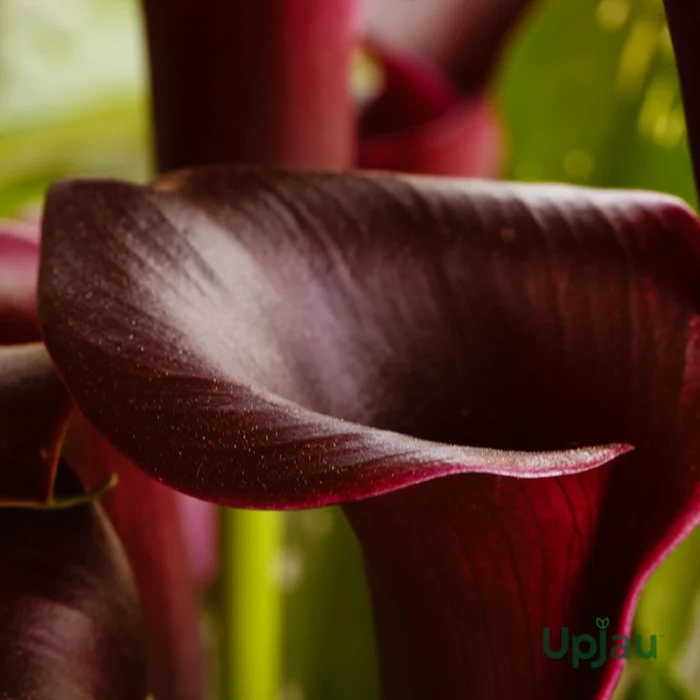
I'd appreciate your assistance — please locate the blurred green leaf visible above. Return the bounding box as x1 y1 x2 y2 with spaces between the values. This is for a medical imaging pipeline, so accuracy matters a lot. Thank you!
0 0 147 216
284 510 380 700
0 0 144 129
616 661 695 700
0 94 148 216
498 0 695 206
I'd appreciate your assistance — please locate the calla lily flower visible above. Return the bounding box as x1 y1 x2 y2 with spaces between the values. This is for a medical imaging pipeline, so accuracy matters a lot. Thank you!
134 0 533 611
5 0 700 697
36 163 700 699
0 343 147 699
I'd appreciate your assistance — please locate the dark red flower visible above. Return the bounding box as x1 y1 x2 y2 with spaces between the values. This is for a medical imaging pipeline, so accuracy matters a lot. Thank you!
38 165 700 698
0 343 147 699
7 0 700 697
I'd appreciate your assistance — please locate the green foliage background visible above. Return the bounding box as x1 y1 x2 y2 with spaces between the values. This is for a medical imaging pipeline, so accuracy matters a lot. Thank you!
2 0 700 698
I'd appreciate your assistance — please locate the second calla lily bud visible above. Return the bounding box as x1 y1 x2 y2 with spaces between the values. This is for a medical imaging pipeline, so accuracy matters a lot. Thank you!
0 343 148 699
0 465 149 700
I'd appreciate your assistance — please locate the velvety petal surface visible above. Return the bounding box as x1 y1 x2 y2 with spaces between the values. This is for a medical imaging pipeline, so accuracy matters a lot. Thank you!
358 43 503 176
37 167 700 697
0 465 148 700
135 1 361 692
0 223 40 343
38 169 628 509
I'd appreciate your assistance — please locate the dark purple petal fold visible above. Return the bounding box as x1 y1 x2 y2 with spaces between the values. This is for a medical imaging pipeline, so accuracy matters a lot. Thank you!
39 168 628 510
36 166 700 697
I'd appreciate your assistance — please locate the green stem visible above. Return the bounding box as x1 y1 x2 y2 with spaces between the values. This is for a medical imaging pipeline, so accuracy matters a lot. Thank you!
220 508 284 700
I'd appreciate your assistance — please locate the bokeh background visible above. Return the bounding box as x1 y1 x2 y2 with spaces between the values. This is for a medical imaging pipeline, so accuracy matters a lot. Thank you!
1 0 698 698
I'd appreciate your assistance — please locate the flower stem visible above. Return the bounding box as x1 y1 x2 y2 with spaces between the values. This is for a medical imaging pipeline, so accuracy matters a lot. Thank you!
220 508 283 700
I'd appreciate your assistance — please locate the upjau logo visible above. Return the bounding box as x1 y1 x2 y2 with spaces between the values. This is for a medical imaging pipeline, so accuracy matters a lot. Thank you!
542 618 660 668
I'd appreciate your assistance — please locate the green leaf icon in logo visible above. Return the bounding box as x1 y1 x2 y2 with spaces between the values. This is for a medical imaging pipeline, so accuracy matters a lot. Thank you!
596 617 610 630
